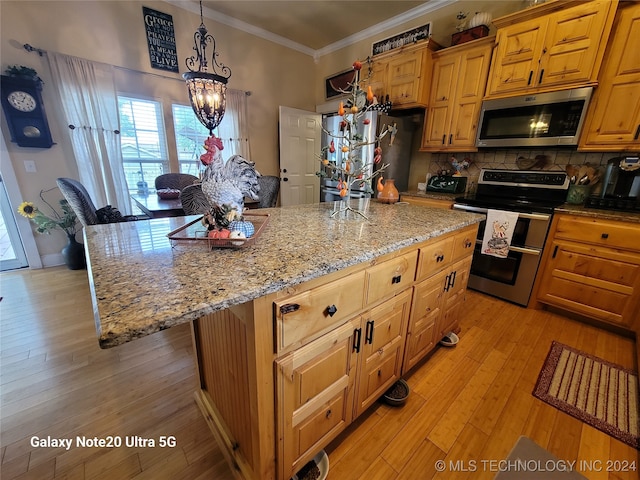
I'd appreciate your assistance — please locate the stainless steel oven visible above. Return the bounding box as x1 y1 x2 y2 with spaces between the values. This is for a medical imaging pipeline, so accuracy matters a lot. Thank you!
453 169 569 306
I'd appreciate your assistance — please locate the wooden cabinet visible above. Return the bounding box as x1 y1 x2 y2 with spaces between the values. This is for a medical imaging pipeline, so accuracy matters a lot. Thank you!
535 214 640 330
361 39 441 109
486 0 617 97
192 223 478 480
403 226 476 373
579 2 640 151
276 319 358 478
420 37 494 152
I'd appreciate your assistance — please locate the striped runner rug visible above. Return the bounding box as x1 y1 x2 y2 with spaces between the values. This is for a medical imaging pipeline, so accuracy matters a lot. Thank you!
533 341 639 450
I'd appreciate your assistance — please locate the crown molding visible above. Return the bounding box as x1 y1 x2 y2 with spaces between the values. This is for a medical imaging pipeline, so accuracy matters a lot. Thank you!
167 0 458 60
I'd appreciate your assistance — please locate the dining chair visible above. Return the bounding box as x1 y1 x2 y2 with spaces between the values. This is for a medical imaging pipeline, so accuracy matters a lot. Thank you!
154 173 199 191
179 183 210 215
56 178 138 226
256 175 280 208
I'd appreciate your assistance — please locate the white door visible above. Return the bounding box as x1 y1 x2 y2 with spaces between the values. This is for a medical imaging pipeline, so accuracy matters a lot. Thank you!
278 106 321 206
0 173 28 271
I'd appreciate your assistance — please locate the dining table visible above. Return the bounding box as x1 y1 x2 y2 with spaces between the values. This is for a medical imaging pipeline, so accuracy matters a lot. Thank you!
131 192 261 219
130 193 185 218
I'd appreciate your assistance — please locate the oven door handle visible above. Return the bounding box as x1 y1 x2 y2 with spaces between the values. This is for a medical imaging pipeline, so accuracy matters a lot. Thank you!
453 204 550 222
473 239 541 256
508 245 541 256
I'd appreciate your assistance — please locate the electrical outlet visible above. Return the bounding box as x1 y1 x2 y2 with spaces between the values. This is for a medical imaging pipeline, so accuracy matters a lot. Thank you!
24 160 37 173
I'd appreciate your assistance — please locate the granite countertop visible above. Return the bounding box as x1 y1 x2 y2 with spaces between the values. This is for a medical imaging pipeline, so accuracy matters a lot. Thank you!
554 203 640 223
85 200 483 348
400 190 460 201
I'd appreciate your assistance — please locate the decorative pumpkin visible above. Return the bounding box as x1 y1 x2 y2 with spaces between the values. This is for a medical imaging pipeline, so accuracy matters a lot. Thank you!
468 12 492 28
228 219 255 238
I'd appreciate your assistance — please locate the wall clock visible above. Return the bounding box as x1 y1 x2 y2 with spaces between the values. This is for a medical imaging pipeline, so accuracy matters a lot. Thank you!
0 75 54 148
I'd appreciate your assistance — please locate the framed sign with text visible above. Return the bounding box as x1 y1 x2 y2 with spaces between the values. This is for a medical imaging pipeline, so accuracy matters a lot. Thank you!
372 23 432 56
142 6 179 73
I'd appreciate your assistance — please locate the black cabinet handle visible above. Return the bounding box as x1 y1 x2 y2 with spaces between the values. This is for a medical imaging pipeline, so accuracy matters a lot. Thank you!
280 303 300 314
442 134 446 145
464 240 473 248
326 304 338 317
449 270 457 289
634 124 640 140
353 328 362 353
391 275 402 284
528 71 533 85
601 233 609 239
365 320 374 344
326 409 332 419
539 69 545 84
444 273 451 292
449 134 453 145
436 254 445 262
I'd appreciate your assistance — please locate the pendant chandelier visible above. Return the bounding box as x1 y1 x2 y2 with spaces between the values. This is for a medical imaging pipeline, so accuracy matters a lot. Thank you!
183 0 232 135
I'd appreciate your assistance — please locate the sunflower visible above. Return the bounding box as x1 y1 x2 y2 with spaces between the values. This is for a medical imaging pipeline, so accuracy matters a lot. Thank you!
18 201 37 219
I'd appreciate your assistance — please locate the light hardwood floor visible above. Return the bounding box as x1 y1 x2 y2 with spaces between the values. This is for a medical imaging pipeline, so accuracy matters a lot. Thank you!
0 267 637 480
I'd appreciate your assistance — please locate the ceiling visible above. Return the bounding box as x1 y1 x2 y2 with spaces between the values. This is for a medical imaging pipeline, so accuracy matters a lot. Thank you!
183 1 456 55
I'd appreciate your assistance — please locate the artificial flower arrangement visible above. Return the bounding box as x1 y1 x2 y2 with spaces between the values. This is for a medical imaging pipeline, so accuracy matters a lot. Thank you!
18 188 78 236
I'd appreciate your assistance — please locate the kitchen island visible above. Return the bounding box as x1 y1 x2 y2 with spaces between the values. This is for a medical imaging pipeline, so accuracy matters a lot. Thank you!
84 200 482 480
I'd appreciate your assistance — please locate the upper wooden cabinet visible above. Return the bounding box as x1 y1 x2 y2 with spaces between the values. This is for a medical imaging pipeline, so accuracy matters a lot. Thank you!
420 37 494 152
362 39 442 109
486 0 618 97
579 1 640 151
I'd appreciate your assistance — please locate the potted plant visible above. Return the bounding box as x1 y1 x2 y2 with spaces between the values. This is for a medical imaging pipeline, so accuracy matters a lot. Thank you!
17 188 84 269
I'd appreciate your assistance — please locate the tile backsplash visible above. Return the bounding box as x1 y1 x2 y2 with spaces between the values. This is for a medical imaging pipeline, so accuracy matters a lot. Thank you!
428 149 636 194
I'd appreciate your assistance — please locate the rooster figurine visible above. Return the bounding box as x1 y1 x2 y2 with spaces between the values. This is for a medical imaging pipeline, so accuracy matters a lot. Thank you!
199 135 260 217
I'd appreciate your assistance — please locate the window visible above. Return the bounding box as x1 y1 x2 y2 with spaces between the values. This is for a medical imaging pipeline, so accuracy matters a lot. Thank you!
118 97 168 193
172 104 210 176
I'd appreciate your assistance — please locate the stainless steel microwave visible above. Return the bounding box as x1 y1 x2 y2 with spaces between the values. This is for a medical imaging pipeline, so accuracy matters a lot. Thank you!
476 87 593 148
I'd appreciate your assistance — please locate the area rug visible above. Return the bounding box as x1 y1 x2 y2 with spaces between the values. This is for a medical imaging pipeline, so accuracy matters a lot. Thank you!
494 436 587 480
533 341 639 449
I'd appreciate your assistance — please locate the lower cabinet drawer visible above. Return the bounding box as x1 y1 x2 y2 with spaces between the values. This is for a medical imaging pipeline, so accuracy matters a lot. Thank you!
365 250 418 305
275 271 365 352
555 216 640 251
417 237 454 280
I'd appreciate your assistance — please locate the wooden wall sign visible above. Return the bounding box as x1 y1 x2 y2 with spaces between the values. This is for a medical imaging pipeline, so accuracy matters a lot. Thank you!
372 23 432 56
142 6 179 73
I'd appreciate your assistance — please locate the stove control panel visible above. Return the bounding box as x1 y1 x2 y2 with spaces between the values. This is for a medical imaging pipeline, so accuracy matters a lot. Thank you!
480 169 568 187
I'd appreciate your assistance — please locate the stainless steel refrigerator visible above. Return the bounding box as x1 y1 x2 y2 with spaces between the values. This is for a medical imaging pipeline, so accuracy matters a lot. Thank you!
320 111 414 202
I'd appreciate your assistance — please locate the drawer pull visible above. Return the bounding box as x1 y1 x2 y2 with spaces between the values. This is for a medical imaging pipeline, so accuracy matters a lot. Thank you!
391 275 402 284
326 304 338 317
326 409 332 419
353 328 362 353
601 233 609 239
464 240 472 248
365 320 374 344
280 303 300 315
436 254 445 262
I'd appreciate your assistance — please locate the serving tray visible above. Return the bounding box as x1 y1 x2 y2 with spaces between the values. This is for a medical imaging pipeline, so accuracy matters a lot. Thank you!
167 212 270 249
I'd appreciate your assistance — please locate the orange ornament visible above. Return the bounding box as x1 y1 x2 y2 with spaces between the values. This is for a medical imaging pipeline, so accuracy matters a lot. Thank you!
340 188 348 197
367 86 374 102
338 101 345 116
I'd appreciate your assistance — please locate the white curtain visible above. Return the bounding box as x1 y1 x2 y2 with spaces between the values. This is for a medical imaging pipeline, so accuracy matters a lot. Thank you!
217 89 251 160
46 52 132 214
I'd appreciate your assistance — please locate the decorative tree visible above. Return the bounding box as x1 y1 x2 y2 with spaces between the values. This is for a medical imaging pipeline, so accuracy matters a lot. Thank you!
318 60 394 218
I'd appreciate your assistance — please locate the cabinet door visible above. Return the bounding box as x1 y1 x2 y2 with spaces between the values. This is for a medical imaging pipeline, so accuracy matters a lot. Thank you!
579 3 640 151
449 43 493 149
363 58 389 103
403 272 445 373
276 319 358 479
388 50 425 106
438 257 472 340
539 0 613 88
354 289 411 416
422 54 458 149
537 241 640 329
486 17 547 96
